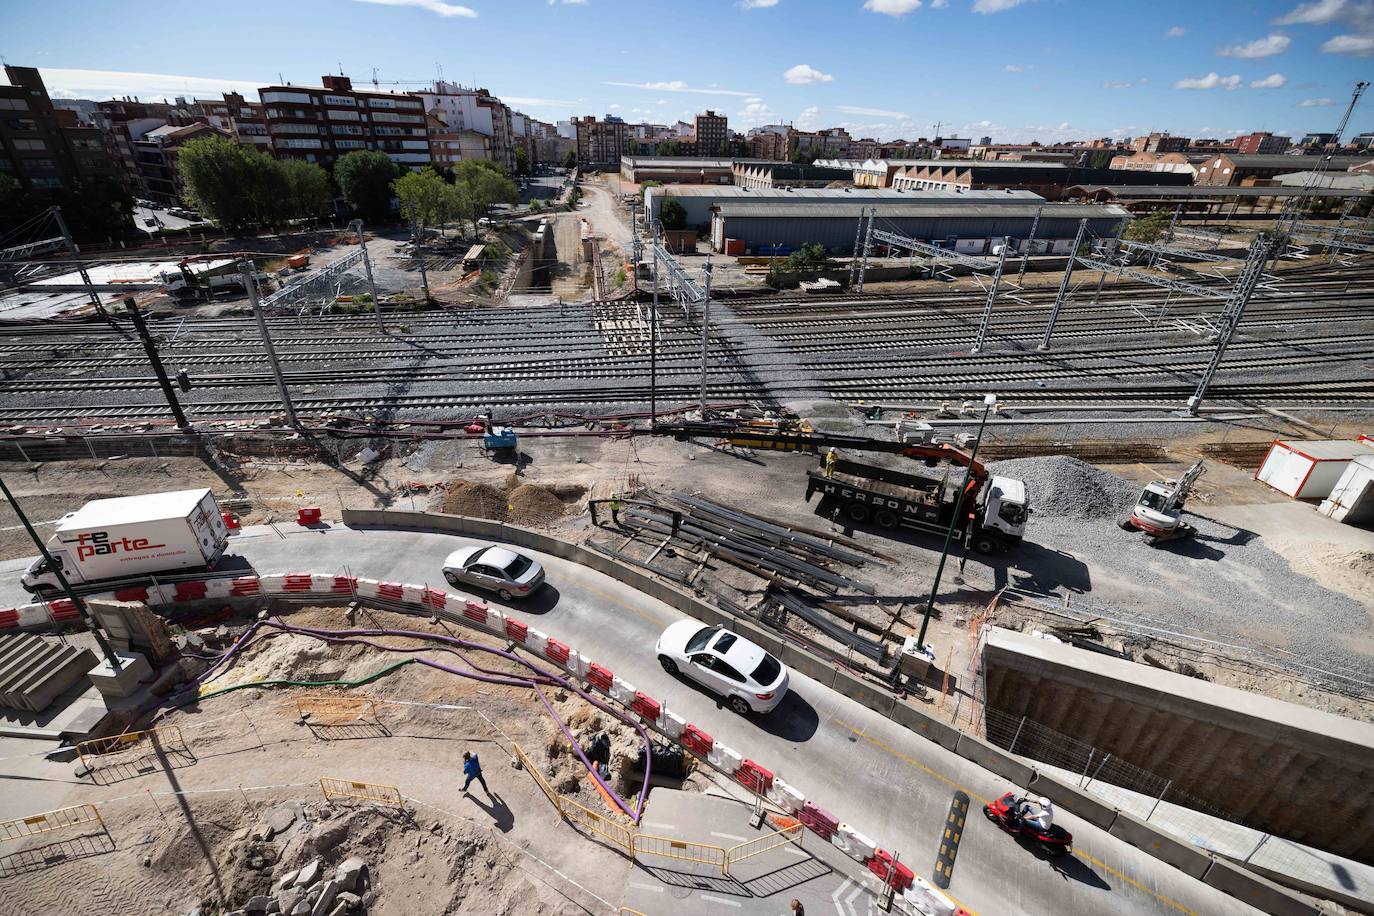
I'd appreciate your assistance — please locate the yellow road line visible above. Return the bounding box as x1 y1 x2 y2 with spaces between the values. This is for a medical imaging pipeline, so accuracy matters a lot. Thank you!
832 718 1198 916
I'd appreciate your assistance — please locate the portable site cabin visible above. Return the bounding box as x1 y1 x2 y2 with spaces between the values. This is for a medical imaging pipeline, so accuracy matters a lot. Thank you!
1255 437 1374 500
1318 456 1374 526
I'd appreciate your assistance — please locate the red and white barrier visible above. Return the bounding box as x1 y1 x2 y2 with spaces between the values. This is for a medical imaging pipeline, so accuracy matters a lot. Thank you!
834 823 878 860
708 742 744 774
905 876 959 916
609 675 636 706
660 710 686 740
767 777 805 814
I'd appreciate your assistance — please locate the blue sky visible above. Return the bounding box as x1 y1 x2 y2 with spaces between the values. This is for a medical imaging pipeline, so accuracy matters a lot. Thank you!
1 0 1369 143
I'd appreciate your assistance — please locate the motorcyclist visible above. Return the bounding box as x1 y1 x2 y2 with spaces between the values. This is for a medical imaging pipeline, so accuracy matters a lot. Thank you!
1015 796 1054 834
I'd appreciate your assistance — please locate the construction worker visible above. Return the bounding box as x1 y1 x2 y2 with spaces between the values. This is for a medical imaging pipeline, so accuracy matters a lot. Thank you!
823 448 837 478
462 751 489 796
609 495 621 525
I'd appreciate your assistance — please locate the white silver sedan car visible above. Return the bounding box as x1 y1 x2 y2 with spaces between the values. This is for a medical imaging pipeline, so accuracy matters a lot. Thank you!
655 621 790 715
442 544 545 601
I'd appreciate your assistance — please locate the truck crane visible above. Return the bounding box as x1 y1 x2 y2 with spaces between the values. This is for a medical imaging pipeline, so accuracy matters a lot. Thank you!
1120 460 1206 545
655 420 1031 552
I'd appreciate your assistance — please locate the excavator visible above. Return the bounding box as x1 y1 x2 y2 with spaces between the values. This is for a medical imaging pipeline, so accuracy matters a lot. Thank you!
1120 460 1206 545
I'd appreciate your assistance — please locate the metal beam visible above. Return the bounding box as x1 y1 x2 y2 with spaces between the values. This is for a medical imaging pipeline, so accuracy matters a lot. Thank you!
970 239 1009 355
1187 236 1274 415
1110 238 1242 263
871 229 998 270
0 236 65 261
259 249 365 309
1072 255 1225 299
1038 219 1087 351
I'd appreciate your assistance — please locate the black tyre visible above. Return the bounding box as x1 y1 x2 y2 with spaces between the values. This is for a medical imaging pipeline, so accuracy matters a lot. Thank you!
659 656 678 675
874 509 899 530
498 588 513 601
845 502 870 523
1118 519 1136 531
444 571 459 586
973 534 998 554
729 696 752 716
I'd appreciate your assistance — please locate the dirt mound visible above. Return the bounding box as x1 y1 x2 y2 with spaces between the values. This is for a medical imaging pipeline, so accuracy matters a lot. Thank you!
441 481 508 520
507 484 566 526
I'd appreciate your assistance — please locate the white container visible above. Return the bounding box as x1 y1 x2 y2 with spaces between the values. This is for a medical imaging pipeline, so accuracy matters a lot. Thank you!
1256 438 1374 500
1319 455 1374 525
22 489 227 593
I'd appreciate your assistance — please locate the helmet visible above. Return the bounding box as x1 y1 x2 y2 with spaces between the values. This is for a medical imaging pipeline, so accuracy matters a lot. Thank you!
1037 797 1051 808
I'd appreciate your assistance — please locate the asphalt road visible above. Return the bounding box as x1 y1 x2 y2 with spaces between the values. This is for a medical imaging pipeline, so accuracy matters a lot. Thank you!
0 524 1255 915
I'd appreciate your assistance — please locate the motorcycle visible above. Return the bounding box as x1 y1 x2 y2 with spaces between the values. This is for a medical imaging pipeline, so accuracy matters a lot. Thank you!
984 792 1073 856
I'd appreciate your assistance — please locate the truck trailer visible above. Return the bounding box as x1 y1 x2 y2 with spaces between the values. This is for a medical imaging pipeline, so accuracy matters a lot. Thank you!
21 489 229 595
806 457 1029 552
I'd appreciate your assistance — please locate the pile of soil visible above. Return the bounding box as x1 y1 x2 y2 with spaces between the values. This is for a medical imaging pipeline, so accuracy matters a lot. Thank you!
441 482 509 520
507 484 566 527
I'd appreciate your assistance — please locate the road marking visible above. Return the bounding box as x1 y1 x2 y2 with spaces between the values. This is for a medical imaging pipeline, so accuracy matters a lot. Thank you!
833 718 1198 916
698 893 742 908
710 831 748 842
642 821 676 831
574 578 659 625
629 882 664 893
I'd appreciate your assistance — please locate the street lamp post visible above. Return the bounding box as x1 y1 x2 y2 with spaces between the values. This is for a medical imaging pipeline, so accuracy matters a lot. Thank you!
915 394 997 652
0 472 121 669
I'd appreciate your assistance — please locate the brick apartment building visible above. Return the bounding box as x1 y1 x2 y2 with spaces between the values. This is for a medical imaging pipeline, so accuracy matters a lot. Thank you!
258 75 430 170
1231 131 1292 155
415 82 515 173
199 92 271 153
0 65 120 196
426 113 493 169
693 110 728 158
133 122 229 205
575 115 627 164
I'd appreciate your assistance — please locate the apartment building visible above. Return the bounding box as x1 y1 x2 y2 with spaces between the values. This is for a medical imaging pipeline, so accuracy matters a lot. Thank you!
794 127 852 159
1 65 120 195
426 113 493 168
198 92 270 152
415 82 515 173
259 75 430 170
693 110 728 158
133 122 229 205
1131 132 1190 154
575 115 627 165
1231 131 1292 155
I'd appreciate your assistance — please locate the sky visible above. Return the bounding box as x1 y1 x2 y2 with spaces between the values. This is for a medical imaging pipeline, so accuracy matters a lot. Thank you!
1 0 1370 144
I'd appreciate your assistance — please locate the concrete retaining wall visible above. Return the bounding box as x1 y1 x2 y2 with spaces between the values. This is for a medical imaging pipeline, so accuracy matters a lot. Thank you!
339 508 1324 916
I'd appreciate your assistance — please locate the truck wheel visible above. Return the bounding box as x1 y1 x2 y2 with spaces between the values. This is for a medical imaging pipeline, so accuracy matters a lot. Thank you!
845 503 870 523
874 509 899 530
973 534 998 554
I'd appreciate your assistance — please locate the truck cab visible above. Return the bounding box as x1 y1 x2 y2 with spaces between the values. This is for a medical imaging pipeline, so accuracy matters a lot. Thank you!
21 551 80 594
977 475 1030 552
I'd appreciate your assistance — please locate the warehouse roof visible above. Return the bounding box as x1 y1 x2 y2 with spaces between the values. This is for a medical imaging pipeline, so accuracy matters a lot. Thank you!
649 186 1044 201
1223 154 1368 169
1069 184 1372 198
712 202 1127 219
622 156 735 168
906 160 1071 170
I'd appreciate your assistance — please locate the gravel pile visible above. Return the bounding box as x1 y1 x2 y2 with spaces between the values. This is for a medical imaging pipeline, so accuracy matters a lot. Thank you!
986 455 1374 685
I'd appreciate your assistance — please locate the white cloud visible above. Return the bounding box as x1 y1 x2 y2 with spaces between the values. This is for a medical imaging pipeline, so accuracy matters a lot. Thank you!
1298 96 1335 106
837 104 909 118
1274 0 1349 24
1218 33 1292 57
1003 64 1028 72
796 105 820 129
1165 25 1186 37
741 0 779 6
608 103 621 109
605 80 753 96
1056 121 1071 130
1174 72 1243 90
1322 33 1374 53
737 100 777 125
863 0 923 16
1250 72 1288 88
931 0 949 6
973 0 1029 12
505 95 580 107
1103 80 1134 89
353 0 476 16
31 67 270 102
548 0 587 4
783 64 834 85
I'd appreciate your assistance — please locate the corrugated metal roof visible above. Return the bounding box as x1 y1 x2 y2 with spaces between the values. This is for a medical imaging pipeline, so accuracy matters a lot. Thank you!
909 160 1070 170
1070 184 1372 198
713 202 1127 218
1226 154 1368 168
622 156 735 168
1274 439 1374 461
652 186 1043 200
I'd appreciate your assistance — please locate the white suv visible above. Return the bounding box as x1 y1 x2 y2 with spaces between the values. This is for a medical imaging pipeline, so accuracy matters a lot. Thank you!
655 622 789 715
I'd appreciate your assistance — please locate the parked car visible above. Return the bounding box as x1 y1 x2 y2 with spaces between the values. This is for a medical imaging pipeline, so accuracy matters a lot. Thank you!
655 622 789 714
441 543 545 601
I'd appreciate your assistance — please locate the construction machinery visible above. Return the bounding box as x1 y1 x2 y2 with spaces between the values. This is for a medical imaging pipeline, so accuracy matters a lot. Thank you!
1120 460 1206 545
655 420 1031 552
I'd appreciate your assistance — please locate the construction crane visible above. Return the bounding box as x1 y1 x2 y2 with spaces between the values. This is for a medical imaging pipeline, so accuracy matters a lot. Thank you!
1280 81 1368 230
1120 460 1206 545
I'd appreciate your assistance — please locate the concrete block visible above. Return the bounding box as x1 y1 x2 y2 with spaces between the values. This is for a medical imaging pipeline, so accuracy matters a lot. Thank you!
266 805 296 836
86 650 152 699
334 856 367 894
1202 855 1320 916
310 879 339 916
888 702 963 752
1031 771 1118 831
1107 810 1212 879
953 734 1036 788
294 858 321 888
12 645 98 711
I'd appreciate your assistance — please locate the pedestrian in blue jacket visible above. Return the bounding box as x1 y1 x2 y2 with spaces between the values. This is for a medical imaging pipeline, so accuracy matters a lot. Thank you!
462 751 489 795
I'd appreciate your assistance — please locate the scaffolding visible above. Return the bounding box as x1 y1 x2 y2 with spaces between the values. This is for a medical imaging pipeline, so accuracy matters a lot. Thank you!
259 249 366 314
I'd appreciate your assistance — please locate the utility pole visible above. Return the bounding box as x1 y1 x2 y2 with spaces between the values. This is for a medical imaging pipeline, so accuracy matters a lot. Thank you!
970 238 1009 355
698 259 713 418
916 395 996 652
856 207 875 292
849 208 866 288
1038 219 1088 351
1186 236 1272 415
350 219 385 333
123 297 191 431
52 206 108 320
0 471 121 670
241 260 298 427
411 218 431 302
650 225 660 426
1016 206 1042 284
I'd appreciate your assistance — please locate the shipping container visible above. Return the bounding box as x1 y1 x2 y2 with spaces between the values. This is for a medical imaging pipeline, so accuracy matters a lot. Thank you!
1255 438 1374 500
1318 456 1374 526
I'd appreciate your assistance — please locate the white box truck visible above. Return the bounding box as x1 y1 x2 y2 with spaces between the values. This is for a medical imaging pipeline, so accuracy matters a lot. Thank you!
20 489 229 595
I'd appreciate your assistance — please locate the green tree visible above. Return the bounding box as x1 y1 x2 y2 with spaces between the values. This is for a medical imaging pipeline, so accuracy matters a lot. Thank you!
456 159 518 223
1123 210 1171 244
178 134 261 231
655 139 680 157
563 150 577 169
659 197 687 230
393 168 452 230
780 243 830 273
336 150 399 224
280 159 332 222
515 147 530 176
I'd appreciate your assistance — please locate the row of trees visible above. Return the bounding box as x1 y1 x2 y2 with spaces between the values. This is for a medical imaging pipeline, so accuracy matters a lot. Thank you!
392 159 518 235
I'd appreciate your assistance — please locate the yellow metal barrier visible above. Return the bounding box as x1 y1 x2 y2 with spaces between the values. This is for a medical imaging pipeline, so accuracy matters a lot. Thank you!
633 832 727 871
0 804 104 843
559 796 635 856
514 744 562 817
296 695 379 726
76 726 187 769
724 823 803 874
318 776 405 808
